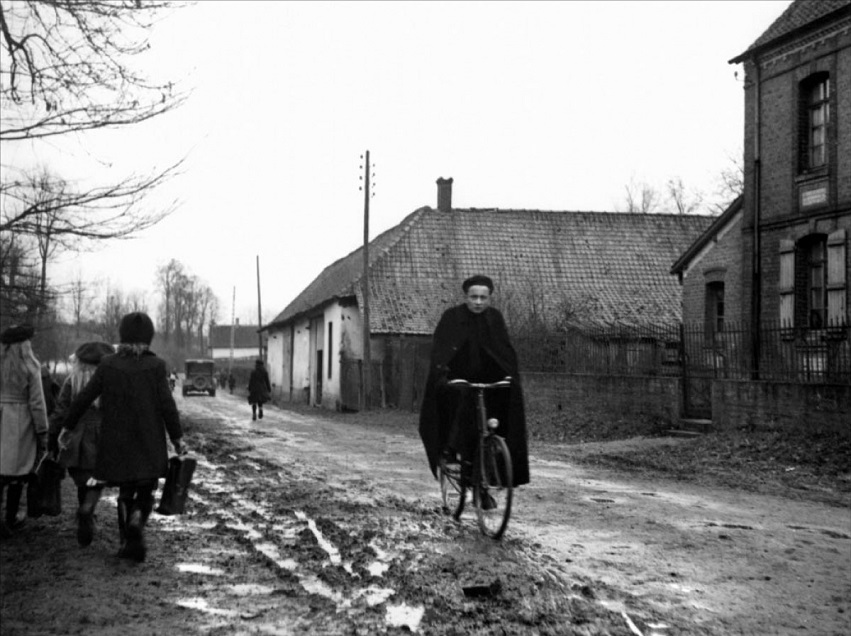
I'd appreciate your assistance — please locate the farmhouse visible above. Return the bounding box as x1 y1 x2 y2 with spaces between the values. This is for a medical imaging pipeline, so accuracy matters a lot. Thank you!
263 179 714 412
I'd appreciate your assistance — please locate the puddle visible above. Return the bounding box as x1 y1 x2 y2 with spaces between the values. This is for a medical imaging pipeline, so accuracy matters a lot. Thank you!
368 539 391 576
176 563 225 576
357 586 395 606
386 603 424 632
229 583 276 596
294 510 342 565
175 597 238 617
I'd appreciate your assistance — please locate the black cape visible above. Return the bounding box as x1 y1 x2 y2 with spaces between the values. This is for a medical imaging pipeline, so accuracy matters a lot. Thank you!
418 304 529 486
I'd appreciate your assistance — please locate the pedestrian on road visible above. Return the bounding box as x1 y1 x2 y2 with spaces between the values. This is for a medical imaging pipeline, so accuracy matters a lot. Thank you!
227 372 236 394
418 275 530 488
58 312 186 562
0 324 48 539
247 359 271 421
49 341 115 547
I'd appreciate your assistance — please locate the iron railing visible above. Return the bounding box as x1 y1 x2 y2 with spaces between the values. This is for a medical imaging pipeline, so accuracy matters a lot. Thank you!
514 319 851 384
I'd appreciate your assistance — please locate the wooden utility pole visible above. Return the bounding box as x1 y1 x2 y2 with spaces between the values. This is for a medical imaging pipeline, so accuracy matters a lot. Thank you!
256 255 263 361
361 150 372 410
229 286 236 376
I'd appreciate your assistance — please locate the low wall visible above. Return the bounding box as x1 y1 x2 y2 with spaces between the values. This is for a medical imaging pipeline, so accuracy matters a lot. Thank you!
713 380 851 436
522 372 680 442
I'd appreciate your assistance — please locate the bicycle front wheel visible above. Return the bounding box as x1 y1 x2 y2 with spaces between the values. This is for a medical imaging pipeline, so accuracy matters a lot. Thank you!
475 435 513 540
438 457 466 520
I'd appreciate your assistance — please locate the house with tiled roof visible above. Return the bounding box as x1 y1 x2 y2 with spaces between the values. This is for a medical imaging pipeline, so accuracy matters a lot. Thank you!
263 179 714 411
208 321 265 362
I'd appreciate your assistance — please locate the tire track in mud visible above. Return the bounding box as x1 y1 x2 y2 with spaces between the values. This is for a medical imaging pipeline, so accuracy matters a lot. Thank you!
173 408 673 636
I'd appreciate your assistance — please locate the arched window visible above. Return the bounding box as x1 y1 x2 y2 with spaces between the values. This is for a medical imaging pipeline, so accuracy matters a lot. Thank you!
705 281 725 335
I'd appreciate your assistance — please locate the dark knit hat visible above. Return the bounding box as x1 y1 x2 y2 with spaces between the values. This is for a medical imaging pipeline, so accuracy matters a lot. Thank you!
75 341 115 365
1 324 35 344
462 275 494 293
118 312 155 345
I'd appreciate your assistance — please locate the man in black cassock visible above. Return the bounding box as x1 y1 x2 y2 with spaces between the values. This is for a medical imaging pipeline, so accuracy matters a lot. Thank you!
418 275 530 487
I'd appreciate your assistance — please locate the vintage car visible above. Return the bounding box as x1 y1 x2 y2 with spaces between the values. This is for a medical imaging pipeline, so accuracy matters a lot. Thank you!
183 358 216 397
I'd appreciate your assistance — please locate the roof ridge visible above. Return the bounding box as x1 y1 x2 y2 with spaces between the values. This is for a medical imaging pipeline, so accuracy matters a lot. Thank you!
348 206 429 291
453 207 717 219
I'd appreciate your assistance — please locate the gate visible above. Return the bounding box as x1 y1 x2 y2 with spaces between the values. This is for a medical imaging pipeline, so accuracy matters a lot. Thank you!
680 324 713 420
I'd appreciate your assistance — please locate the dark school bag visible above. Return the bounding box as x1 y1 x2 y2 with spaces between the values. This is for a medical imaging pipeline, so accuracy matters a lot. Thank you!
156 456 197 516
27 454 65 518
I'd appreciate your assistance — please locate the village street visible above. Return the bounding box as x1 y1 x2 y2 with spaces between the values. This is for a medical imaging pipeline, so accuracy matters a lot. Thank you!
1 390 849 635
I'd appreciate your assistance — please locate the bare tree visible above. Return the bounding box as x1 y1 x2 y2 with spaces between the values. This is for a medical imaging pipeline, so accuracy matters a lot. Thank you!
620 176 660 214
195 285 219 354
0 231 43 325
665 176 704 215
67 272 94 336
0 1 188 143
156 259 184 343
713 152 745 213
0 162 182 239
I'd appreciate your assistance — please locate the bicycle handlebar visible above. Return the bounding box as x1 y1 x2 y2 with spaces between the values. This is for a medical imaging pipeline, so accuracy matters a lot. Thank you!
447 377 512 390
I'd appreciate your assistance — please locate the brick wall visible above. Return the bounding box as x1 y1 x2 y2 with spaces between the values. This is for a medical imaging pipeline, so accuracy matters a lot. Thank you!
713 380 850 436
740 25 851 329
523 372 680 441
681 213 744 325
521 371 850 442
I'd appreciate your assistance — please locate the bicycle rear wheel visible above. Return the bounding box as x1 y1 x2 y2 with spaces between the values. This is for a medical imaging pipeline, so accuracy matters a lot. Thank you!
475 435 513 540
438 457 466 520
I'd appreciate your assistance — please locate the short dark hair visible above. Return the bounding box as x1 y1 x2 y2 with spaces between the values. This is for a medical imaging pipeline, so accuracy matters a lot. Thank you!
118 311 155 345
462 275 494 293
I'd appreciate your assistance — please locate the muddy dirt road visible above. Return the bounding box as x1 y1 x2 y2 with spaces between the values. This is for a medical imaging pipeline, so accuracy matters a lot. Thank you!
2 391 849 635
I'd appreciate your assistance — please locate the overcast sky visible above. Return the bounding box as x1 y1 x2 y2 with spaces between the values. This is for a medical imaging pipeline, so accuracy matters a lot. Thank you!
29 0 792 325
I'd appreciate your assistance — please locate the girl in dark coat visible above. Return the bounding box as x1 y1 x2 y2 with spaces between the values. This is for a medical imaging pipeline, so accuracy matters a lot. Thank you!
59 313 186 562
49 341 114 546
247 359 271 421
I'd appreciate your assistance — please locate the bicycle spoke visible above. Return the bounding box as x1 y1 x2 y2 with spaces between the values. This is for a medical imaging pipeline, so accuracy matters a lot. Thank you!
438 458 466 520
475 436 513 540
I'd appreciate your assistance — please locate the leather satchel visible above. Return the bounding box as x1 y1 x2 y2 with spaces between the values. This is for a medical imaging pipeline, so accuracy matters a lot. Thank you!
27 454 65 518
156 456 197 515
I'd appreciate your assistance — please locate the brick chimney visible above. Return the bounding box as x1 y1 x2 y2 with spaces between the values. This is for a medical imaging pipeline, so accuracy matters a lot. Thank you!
436 177 453 212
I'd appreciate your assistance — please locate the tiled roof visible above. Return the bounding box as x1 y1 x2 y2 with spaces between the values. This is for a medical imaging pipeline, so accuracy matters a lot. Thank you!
209 324 264 349
729 0 851 63
267 208 715 334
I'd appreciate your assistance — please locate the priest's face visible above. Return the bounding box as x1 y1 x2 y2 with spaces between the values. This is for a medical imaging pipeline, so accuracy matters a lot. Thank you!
465 285 491 314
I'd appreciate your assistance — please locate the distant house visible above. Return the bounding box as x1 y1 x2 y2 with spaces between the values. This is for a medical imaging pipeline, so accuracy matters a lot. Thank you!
263 178 714 412
208 321 265 362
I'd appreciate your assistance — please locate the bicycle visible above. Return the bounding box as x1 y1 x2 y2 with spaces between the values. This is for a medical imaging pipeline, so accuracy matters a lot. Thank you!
437 377 514 540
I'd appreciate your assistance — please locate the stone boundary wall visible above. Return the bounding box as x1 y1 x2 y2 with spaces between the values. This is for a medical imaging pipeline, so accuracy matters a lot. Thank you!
522 372 680 441
712 381 851 436
522 372 850 441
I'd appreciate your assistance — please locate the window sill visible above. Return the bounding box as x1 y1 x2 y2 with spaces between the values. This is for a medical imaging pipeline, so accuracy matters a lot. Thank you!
796 169 828 184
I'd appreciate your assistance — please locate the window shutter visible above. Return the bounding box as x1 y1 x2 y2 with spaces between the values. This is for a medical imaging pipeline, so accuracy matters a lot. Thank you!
779 239 795 327
826 229 847 326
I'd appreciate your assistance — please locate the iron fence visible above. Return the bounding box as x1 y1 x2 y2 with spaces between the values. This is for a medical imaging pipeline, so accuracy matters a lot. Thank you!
514 319 851 384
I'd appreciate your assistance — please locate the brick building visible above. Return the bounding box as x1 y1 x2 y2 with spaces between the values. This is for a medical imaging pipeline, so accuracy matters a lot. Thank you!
672 195 744 330
730 0 850 361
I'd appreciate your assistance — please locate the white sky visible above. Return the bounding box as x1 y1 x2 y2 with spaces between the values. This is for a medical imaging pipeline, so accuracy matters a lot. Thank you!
26 0 791 325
